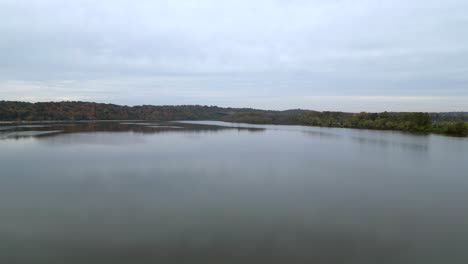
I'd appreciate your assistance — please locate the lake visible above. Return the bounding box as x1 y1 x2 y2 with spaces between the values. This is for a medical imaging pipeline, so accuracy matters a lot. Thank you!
0 121 467 264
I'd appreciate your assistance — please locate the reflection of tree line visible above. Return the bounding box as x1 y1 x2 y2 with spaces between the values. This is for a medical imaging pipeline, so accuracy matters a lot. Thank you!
63 123 264 134
351 136 429 152
300 129 429 152
0 122 265 139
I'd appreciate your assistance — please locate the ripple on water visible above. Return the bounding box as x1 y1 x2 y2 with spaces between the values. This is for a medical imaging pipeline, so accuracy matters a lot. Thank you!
148 125 184 129
120 122 157 126
0 126 15 131
0 130 63 139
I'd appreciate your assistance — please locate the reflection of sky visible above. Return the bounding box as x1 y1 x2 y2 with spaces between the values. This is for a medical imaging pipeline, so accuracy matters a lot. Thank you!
1 120 468 263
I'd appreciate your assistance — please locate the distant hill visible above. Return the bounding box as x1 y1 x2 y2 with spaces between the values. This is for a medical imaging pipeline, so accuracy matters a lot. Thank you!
0 101 466 136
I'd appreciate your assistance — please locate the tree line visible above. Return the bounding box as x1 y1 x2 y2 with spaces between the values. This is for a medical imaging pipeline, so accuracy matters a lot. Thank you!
0 101 254 121
221 110 468 136
1 101 467 136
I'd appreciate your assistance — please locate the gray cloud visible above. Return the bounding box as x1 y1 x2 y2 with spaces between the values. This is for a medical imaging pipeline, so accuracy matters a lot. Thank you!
1 0 467 111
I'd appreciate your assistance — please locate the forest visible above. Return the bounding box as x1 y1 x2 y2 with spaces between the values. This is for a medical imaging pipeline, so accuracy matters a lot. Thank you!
0 101 257 121
224 110 468 136
1 101 467 136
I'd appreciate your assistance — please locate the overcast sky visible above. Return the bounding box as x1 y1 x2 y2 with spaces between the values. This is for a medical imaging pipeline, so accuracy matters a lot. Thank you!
1 0 467 111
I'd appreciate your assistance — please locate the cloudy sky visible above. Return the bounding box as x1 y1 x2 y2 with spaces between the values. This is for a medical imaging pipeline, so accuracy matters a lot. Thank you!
1 0 467 111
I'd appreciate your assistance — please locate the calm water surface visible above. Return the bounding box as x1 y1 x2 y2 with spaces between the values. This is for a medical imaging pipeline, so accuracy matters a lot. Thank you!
1 121 467 264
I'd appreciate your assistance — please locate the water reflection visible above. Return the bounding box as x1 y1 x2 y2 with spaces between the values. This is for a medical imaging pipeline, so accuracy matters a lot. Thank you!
0 121 265 140
1 121 468 263
351 136 429 153
0 130 63 139
302 130 342 139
